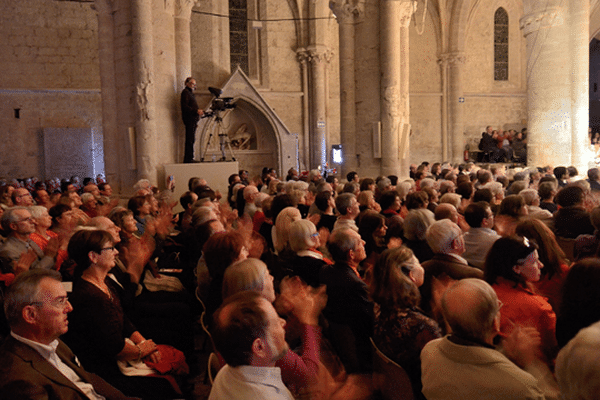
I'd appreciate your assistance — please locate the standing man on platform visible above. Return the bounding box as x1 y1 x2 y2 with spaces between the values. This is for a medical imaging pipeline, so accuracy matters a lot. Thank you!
181 77 204 163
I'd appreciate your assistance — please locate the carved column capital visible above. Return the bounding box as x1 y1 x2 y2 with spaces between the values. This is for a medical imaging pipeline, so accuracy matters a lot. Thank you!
519 7 565 36
398 1 417 28
306 46 335 64
174 0 197 18
329 0 365 22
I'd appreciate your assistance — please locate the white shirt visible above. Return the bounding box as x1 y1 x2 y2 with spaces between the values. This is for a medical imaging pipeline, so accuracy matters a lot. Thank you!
11 332 106 400
209 364 294 400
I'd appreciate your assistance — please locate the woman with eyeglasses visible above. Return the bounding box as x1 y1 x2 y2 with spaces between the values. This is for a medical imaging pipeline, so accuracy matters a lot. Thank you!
63 229 183 399
287 219 330 287
484 236 557 365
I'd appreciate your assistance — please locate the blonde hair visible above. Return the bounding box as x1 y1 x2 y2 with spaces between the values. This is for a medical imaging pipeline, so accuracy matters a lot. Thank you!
222 258 269 300
289 219 318 253
274 207 301 253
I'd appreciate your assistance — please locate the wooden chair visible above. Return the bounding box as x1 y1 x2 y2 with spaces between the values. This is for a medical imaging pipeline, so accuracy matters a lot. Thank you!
207 352 224 385
370 338 414 400
556 236 576 263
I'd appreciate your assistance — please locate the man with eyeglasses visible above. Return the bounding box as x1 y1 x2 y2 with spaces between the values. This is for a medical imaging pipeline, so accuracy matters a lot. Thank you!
0 269 135 399
12 187 34 207
0 206 59 275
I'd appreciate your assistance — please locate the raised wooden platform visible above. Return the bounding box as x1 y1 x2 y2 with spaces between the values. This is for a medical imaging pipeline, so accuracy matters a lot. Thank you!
164 161 239 213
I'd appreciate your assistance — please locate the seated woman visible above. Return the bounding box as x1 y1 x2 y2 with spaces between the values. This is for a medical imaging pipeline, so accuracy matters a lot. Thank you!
556 258 600 348
484 236 557 365
516 218 569 310
63 230 184 399
379 190 402 220
222 258 325 396
357 190 381 213
370 246 441 399
287 219 329 287
202 230 249 317
357 211 388 274
127 195 152 236
29 205 67 271
403 209 435 263
494 195 528 237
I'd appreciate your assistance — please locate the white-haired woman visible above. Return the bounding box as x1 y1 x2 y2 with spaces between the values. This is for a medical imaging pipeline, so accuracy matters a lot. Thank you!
287 219 330 287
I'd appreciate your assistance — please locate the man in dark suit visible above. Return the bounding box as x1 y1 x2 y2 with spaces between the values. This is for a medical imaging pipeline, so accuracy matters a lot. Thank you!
181 77 204 163
0 269 134 400
319 228 374 373
420 219 484 320
587 167 600 191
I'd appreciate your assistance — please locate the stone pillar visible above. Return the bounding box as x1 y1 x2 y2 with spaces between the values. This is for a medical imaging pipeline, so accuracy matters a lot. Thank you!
296 49 311 170
95 0 121 190
569 0 591 172
438 54 449 162
330 0 364 177
174 0 195 87
307 46 333 169
520 3 571 168
447 52 466 163
380 0 415 176
131 0 157 182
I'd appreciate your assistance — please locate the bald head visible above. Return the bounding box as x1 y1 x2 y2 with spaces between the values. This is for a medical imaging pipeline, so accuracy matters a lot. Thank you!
441 278 499 343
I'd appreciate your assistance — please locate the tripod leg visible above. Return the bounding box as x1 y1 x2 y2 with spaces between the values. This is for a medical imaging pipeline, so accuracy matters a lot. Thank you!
226 141 236 162
201 133 213 162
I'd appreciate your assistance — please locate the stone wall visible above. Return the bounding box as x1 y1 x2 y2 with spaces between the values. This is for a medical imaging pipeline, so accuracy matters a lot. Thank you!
409 10 442 164
0 0 100 180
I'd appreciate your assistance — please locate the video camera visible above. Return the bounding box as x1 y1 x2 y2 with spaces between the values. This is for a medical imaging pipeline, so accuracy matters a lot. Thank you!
201 87 236 119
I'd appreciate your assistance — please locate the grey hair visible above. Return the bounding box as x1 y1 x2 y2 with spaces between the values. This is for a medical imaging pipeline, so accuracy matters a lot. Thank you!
403 209 435 241
4 269 62 326
29 205 48 219
426 219 462 254
1 206 30 231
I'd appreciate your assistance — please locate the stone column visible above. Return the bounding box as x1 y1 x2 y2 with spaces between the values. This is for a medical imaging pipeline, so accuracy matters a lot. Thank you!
131 0 157 182
380 0 415 176
174 0 196 87
94 0 121 190
438 54 449 162
296 49 311 170
569 0 591 172
307 46 333 169
330 0 364 177
447 52 466 163
520 3 571 168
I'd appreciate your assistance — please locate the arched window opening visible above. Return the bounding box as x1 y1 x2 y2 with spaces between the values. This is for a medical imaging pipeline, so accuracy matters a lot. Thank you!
229 0 248 75
494 7 509 81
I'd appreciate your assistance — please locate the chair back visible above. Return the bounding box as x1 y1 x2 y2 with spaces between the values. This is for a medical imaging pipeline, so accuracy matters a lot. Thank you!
371 338 414 400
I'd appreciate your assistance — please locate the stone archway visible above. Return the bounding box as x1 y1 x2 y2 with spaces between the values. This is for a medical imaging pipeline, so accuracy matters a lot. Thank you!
196 68 299 176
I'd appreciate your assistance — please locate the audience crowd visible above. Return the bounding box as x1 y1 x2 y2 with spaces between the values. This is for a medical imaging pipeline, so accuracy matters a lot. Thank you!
3 159 600 399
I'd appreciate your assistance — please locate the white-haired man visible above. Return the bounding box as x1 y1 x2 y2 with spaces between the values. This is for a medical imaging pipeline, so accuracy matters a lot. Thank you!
421 278 555 400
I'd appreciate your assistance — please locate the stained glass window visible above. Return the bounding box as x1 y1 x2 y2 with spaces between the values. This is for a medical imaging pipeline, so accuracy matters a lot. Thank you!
494 8 509 81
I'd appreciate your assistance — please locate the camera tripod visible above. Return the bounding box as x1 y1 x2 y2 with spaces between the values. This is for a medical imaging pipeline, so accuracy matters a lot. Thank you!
200 112 237 162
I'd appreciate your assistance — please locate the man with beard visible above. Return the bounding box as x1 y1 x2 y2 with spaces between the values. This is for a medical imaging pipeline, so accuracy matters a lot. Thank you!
209 291 293 399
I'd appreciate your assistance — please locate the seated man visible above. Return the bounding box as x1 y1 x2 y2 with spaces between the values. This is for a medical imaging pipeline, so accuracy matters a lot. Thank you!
462 202 500 269
333 193 360 232
556 320 600 400
0 206 58 275
0 269 133 399
209 291 294 400
320 228 374 373
420 219 484 319
421 278 552 400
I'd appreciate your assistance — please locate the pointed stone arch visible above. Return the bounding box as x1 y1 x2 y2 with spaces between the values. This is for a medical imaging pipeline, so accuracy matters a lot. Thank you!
197 67 298 175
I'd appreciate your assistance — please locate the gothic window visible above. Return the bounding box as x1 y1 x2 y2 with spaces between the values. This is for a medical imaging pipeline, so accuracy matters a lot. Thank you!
494 7 509 81
229 0 248 75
